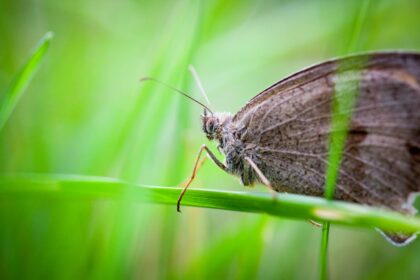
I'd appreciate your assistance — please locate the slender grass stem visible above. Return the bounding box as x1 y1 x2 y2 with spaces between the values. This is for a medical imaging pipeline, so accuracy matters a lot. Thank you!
320 1 371 277
1 174 419 233
320 222 330 280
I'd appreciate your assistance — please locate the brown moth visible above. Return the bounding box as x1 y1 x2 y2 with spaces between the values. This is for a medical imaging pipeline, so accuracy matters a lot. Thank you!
177 52 420 246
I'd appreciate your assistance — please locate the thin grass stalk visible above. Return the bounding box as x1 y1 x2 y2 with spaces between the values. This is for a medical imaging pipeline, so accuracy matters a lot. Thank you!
319 1 371 279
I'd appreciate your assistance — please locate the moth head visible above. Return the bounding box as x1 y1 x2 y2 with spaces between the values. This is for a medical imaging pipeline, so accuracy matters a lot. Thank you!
202 109 218 140
201 109 232 141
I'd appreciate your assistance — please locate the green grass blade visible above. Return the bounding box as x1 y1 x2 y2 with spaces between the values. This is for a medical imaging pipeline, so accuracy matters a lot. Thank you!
320 1 371 278
319 61 364 280
0 174 419 233
319 222 330 280
320 60 366 280
346 0 371 54
0 32 53 132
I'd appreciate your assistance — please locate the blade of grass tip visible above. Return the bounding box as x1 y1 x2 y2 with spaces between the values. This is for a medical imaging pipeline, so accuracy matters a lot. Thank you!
319 1 371 278
0 32 54 132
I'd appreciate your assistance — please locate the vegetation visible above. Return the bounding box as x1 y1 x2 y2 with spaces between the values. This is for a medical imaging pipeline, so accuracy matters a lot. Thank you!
1 1 419 279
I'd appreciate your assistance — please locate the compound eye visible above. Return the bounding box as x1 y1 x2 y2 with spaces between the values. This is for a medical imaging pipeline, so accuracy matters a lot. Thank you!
206 119 215 133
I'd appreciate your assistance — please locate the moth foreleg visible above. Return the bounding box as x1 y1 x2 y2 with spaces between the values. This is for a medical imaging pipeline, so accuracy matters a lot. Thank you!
177 144 227 212
244 156 277 198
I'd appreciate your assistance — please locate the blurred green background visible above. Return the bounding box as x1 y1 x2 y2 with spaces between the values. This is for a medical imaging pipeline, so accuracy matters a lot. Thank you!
1 0 420 279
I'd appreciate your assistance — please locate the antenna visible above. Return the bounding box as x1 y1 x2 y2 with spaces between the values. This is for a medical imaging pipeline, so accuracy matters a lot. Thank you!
188 65 212 107
140 77 213 114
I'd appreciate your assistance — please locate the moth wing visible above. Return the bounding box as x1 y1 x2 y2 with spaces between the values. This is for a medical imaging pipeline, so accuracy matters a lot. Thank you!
232 53 420 245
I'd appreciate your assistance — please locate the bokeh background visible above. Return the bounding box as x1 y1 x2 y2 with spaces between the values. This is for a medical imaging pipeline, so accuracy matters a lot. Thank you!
1 0 420 279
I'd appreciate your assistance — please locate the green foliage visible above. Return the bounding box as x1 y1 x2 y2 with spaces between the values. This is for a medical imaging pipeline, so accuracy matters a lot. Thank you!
1 175 420 232
321 1 371 278
1 1 420 279
0 32 53 132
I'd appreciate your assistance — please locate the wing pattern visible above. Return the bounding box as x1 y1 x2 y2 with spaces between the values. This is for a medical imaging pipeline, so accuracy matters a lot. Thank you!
232 53 420 219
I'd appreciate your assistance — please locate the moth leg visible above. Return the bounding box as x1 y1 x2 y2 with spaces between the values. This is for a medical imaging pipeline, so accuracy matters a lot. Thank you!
244 156 277 198
177 144 227 212
308 219 322 228
178 157 207 187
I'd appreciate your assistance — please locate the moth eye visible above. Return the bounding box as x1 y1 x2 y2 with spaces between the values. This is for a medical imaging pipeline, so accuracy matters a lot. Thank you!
206 120 215 133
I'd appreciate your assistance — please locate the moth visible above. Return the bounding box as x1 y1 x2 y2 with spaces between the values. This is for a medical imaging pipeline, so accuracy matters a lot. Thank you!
145 52 420 246
172 52 420 246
